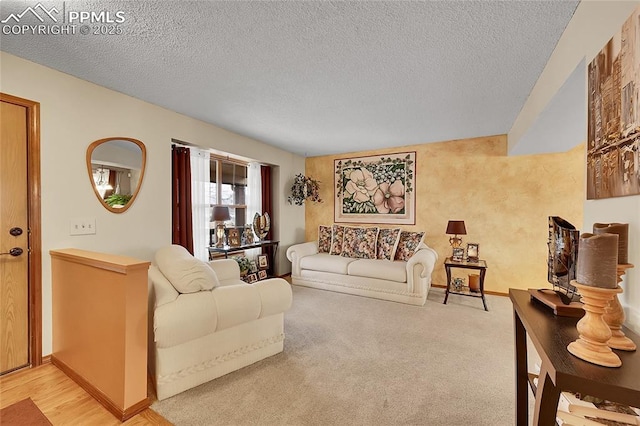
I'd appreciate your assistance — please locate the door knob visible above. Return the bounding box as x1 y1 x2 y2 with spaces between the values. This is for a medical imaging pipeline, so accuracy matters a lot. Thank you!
0 247 23 257
9 227 23 236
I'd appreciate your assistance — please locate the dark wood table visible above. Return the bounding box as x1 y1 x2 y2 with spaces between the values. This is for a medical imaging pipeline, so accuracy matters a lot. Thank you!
443 257 488 311
510 288 640 425
208 240 279 277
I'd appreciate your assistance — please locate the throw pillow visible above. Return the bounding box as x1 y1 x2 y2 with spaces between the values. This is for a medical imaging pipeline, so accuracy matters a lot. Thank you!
155 245 220 293
318 225 332 253
394 231 425 261
341 226 379 259
330 224 346 255
377 228 402 261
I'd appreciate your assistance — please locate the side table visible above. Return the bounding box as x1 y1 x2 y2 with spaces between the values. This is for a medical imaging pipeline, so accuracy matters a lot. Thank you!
443 257 488 311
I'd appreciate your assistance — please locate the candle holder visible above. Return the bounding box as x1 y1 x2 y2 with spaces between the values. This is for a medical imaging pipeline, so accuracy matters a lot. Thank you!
604 264 636 351
567 281 623 368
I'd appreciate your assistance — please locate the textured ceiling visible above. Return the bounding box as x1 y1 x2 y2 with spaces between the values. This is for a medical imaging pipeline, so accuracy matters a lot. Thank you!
0 1 578 157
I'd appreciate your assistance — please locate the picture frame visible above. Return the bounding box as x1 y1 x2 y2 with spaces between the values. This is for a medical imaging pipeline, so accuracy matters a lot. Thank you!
247 273 258 284
257 254 269 269
258 270 268 280
334 151 416 225
452 247 464 262
228 228 241 247
466 243 479 262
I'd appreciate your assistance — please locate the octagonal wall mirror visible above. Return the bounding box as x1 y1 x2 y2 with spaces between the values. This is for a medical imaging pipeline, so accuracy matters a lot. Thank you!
86 137 146 213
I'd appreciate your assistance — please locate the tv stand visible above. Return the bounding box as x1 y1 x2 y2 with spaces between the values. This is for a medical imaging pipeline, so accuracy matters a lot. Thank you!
510 289 640 425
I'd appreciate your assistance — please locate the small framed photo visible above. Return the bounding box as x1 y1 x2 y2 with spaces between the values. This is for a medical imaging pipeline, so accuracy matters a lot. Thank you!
228 228 241 247
466 243 479 262
452 247 464 262
257 254 269 270
258 270 268 280
247 273 258 284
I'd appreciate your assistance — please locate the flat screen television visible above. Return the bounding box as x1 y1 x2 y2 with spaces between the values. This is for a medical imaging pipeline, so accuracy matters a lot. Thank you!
547 216 580 303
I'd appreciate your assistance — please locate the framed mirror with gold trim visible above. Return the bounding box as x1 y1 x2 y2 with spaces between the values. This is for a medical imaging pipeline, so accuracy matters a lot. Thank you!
86 137 146 213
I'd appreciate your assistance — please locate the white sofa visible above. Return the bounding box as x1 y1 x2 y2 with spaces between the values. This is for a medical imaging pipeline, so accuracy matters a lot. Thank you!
148 245 292 400
286 241 438 305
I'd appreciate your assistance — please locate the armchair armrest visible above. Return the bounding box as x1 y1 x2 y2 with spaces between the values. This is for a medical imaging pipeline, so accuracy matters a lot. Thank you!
406 243 439 294
207 258 240 284
286 242 318 276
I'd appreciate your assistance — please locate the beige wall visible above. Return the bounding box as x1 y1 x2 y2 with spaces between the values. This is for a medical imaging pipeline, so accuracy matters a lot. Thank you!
0 52 306 356
305 135 584 294
510 1 640 333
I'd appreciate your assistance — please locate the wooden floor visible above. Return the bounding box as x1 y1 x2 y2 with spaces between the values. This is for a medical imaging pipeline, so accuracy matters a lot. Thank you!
0 363 171 425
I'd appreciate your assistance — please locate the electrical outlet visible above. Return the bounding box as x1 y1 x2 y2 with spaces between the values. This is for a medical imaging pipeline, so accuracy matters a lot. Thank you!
69 218 96 236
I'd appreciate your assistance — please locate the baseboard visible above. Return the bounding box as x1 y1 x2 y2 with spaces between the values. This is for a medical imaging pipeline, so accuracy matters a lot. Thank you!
51 355 150 421
41 354 52 364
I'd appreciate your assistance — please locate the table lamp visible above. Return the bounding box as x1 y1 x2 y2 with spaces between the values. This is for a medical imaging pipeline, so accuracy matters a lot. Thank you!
212 206 230 248
446 220 467 255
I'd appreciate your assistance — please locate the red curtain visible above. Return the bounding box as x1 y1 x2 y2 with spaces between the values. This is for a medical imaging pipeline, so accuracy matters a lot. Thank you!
260 165 274 273
172 145 194 254
260 165 272 241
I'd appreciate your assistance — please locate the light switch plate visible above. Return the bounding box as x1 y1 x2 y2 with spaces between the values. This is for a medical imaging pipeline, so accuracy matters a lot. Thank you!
69 218 96 235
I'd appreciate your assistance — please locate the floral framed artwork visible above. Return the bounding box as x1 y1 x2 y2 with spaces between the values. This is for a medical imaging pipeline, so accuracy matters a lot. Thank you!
334 152 416 224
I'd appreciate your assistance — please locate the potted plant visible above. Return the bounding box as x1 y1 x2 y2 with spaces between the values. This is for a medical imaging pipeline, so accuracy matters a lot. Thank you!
105 193 133 208
233 256 252 277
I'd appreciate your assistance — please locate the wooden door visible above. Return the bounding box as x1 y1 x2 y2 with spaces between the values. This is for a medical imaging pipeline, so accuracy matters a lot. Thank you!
0 94 41 374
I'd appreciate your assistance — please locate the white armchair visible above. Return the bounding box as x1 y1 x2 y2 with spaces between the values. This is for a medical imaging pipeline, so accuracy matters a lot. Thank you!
148 245 292 400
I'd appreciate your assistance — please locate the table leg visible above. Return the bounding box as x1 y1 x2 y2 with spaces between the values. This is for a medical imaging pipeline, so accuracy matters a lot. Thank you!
479 268 488 311
443 265 452 304
514 309 528 426
533 363 560 426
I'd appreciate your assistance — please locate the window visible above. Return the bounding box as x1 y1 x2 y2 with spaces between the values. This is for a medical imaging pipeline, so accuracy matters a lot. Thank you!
209 157 248 227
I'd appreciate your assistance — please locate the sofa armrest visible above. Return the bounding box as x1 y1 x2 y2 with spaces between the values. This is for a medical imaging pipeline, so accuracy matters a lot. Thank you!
207 258 240 283
254 277 293 317
286 242 318 276
406 243 439 294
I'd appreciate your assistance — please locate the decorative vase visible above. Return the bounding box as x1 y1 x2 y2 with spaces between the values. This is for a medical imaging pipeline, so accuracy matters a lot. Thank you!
253 212 271 241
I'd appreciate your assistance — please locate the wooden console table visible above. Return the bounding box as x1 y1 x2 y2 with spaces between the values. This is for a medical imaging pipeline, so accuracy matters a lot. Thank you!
510 289 640 425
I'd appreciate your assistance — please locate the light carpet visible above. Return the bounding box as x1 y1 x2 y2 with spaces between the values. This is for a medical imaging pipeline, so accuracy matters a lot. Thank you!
152 286 519 425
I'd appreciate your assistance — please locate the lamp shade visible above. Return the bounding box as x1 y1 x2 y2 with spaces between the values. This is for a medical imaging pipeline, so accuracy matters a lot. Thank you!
211 206 230 221
446 220 467 235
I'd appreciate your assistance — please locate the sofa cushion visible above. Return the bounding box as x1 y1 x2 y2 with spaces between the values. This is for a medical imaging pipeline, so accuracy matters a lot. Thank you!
329 225 345 255
156 245 220 293
318 225 332 253
300 253 356 275
347 259 407 283
341 226 379 259
394 231 425 261
376 228 401 261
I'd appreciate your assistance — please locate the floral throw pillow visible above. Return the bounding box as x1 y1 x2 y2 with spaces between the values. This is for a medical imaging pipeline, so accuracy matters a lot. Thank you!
341 226 379 259
394 231 425 261
377 228 401 261
330 225 346 255
318 225 332 253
